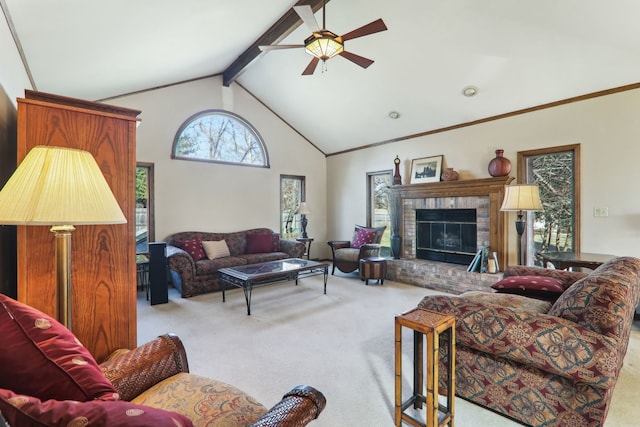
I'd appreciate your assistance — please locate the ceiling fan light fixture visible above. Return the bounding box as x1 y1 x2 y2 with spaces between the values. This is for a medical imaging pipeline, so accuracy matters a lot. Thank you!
304 31 344 60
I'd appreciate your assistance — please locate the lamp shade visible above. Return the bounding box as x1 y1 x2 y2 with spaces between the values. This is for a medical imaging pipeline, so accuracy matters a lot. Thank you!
297 202 311 216
500 184 543 212
0 146 126 225
304 31 344 60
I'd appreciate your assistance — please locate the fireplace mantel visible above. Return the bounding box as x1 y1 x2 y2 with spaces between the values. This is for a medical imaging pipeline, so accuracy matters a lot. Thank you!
390 176 514 270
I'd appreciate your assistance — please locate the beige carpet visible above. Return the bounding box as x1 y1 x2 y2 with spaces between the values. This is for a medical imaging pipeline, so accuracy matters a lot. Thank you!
137 271 640 426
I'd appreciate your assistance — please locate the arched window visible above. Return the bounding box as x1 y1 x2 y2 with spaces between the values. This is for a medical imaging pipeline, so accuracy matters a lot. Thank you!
171 110 269 167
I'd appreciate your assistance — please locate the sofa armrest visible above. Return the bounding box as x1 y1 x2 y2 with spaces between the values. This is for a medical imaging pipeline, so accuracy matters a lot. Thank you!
100 334 190 401
279 239 305 258
418 295 619 388
327 240 350 250
250 385 326 427
359 243 381 259
166 245 196 281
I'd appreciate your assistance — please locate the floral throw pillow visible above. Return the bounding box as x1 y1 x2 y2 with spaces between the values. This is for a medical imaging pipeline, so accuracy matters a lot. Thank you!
0 294 119 402
175 239 207 261
352 229 377 249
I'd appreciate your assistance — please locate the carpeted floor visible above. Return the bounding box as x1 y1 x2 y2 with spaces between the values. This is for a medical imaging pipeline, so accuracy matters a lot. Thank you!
137 271 640 426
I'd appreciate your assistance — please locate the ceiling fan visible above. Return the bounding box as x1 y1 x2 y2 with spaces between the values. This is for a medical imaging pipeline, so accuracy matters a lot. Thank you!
259 1 388 75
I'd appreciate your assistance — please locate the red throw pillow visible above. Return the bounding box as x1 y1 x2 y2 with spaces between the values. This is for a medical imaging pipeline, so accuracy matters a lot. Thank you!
352 228 377 249
0 388 193 427
491 276 565 297
0 294 119 402
246 233 274 254
175 239 207 261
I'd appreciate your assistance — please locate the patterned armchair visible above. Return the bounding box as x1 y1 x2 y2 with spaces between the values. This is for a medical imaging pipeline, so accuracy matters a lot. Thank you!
327 225 386 274
100 334 326 426
418 257 640 427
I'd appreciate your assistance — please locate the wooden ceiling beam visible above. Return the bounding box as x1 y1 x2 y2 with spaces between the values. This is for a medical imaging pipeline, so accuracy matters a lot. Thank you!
223 0 329 87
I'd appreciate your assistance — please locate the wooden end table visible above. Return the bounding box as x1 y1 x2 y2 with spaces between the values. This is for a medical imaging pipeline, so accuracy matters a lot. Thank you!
395 308 455 427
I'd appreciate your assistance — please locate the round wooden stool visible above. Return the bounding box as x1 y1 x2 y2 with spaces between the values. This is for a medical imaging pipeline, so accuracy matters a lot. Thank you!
359 257 387 285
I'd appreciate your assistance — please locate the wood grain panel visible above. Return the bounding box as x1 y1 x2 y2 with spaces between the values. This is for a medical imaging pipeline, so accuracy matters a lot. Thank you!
17 91 140 361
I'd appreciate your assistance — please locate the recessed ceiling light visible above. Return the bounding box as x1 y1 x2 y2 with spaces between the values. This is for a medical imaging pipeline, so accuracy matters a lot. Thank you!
462 86 478 97
389 111 400 119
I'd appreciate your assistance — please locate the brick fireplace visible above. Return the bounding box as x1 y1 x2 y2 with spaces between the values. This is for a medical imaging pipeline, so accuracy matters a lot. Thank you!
386 176 513 294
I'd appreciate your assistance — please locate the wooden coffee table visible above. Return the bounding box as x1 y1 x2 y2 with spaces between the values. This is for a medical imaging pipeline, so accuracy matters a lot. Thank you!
219 258 328 315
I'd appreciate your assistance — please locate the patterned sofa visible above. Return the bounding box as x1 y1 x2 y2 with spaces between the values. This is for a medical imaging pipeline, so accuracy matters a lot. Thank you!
166 228 305 298
418 256 640 427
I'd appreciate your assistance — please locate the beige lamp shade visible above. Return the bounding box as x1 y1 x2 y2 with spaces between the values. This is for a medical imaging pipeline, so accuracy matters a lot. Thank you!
0 145 126 225
500 184 543 212
297 202 312 216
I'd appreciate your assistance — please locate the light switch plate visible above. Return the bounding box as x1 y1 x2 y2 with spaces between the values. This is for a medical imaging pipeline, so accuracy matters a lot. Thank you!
594 207 609 217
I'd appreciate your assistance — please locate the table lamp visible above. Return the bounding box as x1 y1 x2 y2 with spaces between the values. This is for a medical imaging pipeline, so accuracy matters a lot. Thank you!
500 184 543 265
297 202 311 238
0 146 126 330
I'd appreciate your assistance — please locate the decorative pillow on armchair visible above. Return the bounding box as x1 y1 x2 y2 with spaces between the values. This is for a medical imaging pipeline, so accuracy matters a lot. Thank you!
352 228 377 249
0 294 119 402
0 388 193 427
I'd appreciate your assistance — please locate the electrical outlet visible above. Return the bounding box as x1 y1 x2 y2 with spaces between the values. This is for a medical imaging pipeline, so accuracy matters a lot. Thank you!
594 207 609 217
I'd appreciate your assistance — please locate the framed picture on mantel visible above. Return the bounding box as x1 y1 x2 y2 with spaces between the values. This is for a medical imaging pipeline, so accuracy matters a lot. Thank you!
410 155 443 184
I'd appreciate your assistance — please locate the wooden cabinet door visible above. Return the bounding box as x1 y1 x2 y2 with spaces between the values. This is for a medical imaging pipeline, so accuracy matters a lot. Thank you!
17 91 140 361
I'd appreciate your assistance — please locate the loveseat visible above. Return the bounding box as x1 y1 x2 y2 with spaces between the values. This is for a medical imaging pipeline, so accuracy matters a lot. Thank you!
0 293 326 426
166 228 305 297
417 256 640 427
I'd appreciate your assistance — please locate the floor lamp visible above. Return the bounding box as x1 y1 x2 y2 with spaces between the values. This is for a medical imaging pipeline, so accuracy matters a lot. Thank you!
0 146 126 330
500 184 543 265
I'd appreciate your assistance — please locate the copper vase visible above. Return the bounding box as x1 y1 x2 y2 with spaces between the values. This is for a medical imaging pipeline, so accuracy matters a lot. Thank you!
488 149 511 177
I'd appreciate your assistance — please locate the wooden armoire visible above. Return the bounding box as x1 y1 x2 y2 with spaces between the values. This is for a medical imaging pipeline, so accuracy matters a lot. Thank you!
17 90 140 361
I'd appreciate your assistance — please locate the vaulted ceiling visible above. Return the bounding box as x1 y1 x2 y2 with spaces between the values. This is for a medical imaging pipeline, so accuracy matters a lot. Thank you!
4 0 640 155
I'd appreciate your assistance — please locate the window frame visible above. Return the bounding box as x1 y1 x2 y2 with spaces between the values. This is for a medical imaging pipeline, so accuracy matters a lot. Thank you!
366 170 392 257
517 144 581 264
280 175 306 239
171 109 270 168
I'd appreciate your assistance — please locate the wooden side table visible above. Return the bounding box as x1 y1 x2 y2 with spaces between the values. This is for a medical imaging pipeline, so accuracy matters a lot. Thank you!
359 256 387 285
395 308 455 427
296 237 314 260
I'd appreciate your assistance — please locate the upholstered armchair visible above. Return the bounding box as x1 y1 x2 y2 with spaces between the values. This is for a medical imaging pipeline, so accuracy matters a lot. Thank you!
327 225 386 274
101 334 326 426
0 292 325 427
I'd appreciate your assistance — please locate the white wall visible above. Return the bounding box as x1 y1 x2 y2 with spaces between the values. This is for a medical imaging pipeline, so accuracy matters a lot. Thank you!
112 76 328 255
327 89 640 263
0 8 32 104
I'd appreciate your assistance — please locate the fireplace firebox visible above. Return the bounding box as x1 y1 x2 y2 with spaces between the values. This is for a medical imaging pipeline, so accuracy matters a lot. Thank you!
416 209 477 265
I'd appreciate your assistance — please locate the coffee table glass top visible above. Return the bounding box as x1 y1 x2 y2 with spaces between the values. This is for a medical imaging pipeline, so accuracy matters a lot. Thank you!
220 258 325 278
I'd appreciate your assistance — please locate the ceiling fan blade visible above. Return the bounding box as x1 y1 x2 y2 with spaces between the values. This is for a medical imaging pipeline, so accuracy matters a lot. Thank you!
302 57 320 75
339 51 374 69
259 44 304 51
341 19 387 41
293 5 321 33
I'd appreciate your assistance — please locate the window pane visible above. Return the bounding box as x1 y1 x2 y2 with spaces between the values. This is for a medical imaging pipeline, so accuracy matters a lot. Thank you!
525 150 575 261
172 110 268 167
281 176 304 240
369 172 391 256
